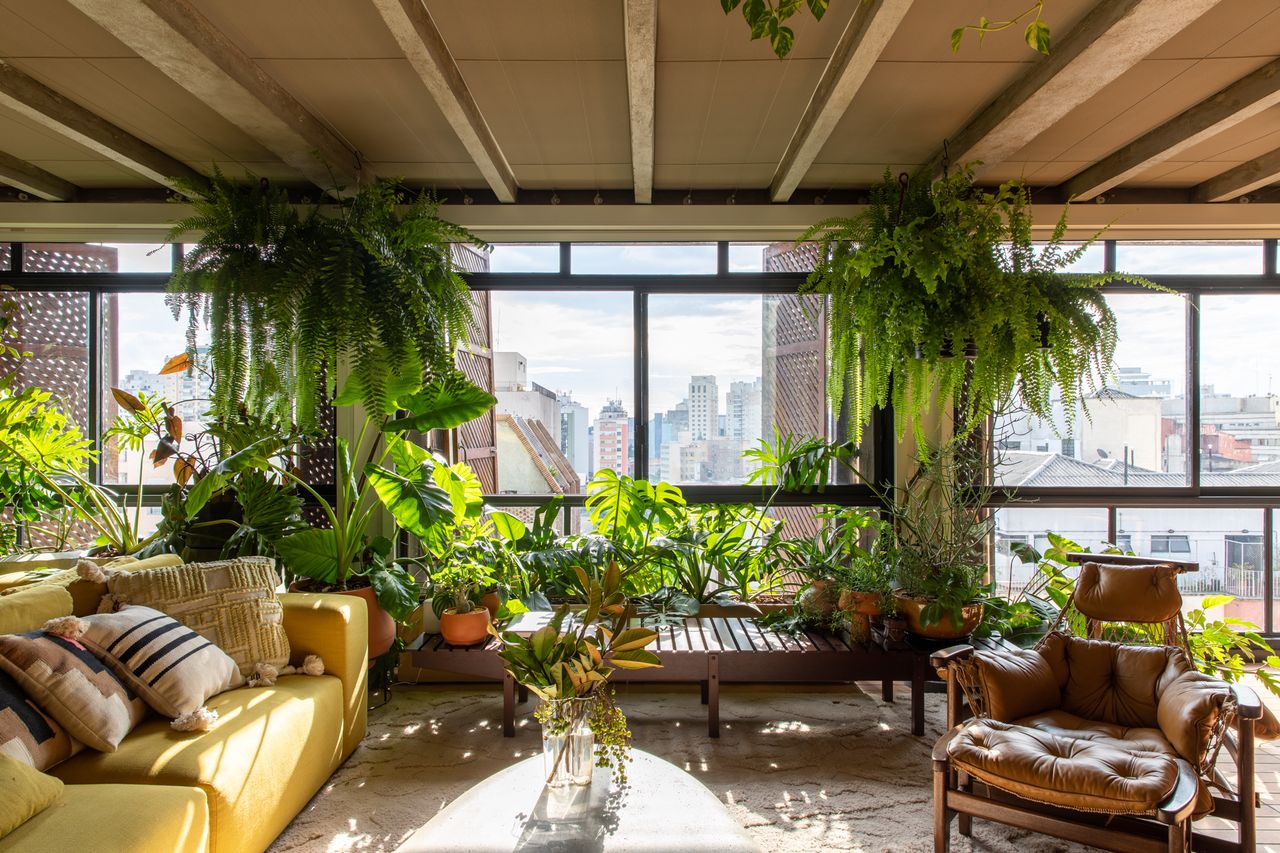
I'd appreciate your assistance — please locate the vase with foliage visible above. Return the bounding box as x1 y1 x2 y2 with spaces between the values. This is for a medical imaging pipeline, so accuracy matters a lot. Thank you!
165 169 488 432
498 565 660 787
799 164 1158 444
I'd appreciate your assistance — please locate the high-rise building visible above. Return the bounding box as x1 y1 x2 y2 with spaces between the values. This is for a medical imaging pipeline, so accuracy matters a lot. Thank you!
688 375 718 441
726 378 763 444
593 399 631 476
493 351 560 434
557 392 590 478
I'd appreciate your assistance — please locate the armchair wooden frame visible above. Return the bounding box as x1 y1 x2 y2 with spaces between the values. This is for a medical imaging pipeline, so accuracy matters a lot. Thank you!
931 553 1263 853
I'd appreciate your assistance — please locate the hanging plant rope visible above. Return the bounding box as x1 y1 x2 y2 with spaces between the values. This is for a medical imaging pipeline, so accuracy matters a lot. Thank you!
799 163 1162 446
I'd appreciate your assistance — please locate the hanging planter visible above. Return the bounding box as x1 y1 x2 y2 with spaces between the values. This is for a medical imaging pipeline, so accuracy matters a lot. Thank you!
798 165 1160 443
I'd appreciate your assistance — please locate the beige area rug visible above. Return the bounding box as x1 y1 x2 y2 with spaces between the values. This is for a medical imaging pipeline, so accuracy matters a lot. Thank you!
270 681 1095 853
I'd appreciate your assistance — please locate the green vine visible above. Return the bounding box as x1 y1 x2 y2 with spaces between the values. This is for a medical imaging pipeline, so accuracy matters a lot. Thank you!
799 164 1158 445
166 170 487 432
952 2 1050 55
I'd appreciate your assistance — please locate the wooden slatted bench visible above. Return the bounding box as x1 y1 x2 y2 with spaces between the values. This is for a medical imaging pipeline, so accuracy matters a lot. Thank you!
410 615 928 738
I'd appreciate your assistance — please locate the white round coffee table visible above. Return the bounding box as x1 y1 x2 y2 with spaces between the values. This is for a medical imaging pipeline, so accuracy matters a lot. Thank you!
398 748 760 852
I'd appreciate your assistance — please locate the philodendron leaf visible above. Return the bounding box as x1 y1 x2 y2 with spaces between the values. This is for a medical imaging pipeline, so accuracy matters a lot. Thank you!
805 0 828 20
490 510 527 542
1025 19 1051 55
275 528 340 585
184 470 230 517
770 24 795 58
365 464 453 541
365 560 422 622
383 371 496 433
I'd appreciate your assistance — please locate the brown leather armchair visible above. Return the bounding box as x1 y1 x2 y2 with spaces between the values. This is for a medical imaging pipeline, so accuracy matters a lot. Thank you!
931 555 1262 853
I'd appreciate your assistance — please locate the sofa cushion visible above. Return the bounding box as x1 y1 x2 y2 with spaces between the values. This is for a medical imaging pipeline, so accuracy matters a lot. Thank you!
0 586 73 635
106 558 289 678
0 631 147 753
948 719 1180 815
0 783 207 853
0 668 82 770
1040 632 1174 729
1014 709 1176 756
972 647 1060 721
0 554 183 617
0 753 63 840
1074 562 1182 623
1156 657 1232 767
53 675 343 853
79 606 244 718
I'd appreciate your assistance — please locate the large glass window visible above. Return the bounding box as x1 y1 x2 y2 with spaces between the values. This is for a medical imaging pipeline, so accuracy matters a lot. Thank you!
994 292 1188 488
1115 241 1263 275
648 293 830 485
992 507 1110 597
1199 294 1280 482
571 243 716 275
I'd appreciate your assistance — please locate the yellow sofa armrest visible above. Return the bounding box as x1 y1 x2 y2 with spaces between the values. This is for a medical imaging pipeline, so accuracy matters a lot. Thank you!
280 592 368 758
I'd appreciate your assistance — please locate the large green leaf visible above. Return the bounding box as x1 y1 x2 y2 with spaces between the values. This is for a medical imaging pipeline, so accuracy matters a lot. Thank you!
183 470 229 518
365 464 453 541
433 462 484 520
383 371 496 433
364 560 422 622
490 510 527 542
275 528 339 584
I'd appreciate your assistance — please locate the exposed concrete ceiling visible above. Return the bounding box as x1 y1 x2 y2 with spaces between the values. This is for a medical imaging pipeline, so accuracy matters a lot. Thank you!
0 0 1278 239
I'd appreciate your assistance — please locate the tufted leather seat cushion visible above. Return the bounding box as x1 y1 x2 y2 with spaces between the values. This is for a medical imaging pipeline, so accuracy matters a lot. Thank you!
948 720 1181 814
1014 709 1175 756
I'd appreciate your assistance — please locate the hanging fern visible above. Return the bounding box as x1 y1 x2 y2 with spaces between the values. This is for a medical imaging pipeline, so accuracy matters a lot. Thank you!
800 165 1160 445
165 169 487 431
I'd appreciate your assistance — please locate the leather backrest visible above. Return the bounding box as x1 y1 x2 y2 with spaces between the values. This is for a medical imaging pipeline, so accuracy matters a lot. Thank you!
1073 562 1182 624
1041 632 1177 728
973 647 1061 722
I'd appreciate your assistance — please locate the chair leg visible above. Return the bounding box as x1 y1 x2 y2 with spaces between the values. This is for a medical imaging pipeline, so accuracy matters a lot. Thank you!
956 770 972 837
1166 819 1187 853
933 760 951 852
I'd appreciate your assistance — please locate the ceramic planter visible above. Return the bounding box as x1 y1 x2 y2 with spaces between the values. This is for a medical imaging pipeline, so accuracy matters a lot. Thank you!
798 579 839 619
838 590 884 645
894 593 983 640
439 607 491 646
290 580 396 659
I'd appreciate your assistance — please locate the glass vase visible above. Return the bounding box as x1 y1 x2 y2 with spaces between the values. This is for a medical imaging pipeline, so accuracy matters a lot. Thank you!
542 697 594 788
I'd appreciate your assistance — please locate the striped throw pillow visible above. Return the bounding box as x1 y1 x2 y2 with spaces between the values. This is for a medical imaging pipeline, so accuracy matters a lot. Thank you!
0 632 147 753
79 607 242 719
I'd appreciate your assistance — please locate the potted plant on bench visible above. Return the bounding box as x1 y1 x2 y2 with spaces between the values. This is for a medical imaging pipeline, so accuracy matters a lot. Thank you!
497 564 660 787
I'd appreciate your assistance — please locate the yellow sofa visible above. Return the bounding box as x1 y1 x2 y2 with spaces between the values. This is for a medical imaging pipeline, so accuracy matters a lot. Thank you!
0 578 368 853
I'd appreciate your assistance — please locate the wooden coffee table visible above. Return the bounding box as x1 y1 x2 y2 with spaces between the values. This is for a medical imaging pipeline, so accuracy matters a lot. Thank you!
397 748 761 852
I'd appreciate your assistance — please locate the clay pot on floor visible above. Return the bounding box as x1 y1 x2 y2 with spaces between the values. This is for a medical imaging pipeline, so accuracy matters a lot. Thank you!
894 593 983 640
481 591 502 621
440 607 491 646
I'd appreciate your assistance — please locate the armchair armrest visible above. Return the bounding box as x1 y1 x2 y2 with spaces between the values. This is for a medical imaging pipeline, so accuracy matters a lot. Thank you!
280 592 368 759
931 644 975 671
1231 682 1263 721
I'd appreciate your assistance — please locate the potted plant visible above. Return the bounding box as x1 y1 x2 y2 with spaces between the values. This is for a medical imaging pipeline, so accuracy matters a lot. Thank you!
166 170 487 434
825 508 897 644
889 446 994 640
497 565 660 787
799 165 1158 444
429 560 494 646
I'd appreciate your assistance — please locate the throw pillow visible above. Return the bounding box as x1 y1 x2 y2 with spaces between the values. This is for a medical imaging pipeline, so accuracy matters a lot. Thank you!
0 668 82 770
104 557 289 678
77 606 243 718
0 753 63 840
0 586 73 635
0 632 147 753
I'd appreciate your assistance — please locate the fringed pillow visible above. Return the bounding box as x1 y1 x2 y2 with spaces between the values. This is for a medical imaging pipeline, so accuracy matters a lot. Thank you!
61 607 243 719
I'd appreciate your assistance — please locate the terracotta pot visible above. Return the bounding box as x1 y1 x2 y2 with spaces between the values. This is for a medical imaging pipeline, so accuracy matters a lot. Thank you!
481 591 502 621
837 590 883 616
798 579 839 618
337 586 396 660
440 607 491 646
894 593 983 640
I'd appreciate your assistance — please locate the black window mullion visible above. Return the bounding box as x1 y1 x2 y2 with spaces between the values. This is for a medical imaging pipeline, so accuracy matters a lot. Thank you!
1265 508 1274 633
1187 292 1201 492
87 292 102 485
633 287 648 481
11 242 22 273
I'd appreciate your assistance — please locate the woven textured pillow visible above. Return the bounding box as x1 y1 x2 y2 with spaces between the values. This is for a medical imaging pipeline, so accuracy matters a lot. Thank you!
105 558 289 678
0 632 146 753
0 669 82 770
78 606 243 718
